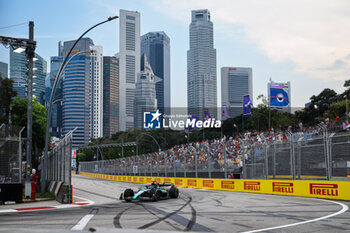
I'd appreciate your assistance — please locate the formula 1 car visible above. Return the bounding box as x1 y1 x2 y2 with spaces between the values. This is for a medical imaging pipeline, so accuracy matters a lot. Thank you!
120 183 179 202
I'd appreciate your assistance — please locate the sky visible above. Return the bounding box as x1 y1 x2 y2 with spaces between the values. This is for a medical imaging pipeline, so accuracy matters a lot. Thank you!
1 0 349 108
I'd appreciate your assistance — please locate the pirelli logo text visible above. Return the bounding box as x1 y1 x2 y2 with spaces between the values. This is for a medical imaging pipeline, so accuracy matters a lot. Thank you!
310 183 338 197
175 179 183 186
122 176 126 181
187 179 197 187
203 180 214 188
164 178 172 183
128 177 132 182
155 178 161 183
272 182 294 194
244 181 261 191
139 177 144 183
133 177 138 182
146 178 153 183
221 181 235 190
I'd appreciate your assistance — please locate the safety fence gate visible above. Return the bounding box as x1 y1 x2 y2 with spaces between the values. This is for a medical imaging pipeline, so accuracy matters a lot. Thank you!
0 124 25 202
45 128 76 203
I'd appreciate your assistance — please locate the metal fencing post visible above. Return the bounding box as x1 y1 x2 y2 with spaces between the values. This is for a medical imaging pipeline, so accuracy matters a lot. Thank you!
223 141 227 179
272 143 276 179
184 151 187 178
264 143 268 179
150 153 153 176
195 149 198 178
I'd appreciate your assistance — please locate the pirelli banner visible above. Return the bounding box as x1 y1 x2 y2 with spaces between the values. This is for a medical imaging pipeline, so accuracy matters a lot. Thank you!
77 172 350 201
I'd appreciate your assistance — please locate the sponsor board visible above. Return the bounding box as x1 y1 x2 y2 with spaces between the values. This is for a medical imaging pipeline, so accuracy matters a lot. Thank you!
272 182 294 194
76 172 350 200
244 181 261 191
221 181 235 190
203 180 214 188
175 179 183 186
310 183 338 197
187 179 197 187
164 178 172 183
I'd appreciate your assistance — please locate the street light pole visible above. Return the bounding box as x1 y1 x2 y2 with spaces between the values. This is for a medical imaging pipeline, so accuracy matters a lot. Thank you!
26 21 34 182
345 95 348 121
41 16 119 196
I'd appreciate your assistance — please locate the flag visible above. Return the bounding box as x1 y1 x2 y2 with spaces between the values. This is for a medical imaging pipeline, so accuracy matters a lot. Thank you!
243 95 253 117
204 109 211 121
270 87 289 107
222 103 231 121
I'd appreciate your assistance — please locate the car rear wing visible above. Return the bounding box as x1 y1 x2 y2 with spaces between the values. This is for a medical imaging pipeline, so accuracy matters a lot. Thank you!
158 183 174 187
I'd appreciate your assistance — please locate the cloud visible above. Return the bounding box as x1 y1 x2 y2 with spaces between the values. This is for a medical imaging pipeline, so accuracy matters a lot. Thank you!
148 0 350 81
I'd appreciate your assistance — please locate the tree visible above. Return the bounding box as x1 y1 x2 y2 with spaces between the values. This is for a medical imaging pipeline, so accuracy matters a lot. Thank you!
11 96 47 170
344 79 350 88
0 73 17 124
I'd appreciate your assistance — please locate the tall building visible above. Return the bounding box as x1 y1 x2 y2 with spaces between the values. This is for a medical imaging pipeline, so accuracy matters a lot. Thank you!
60 38 103 147
9 48 47 104
103 56 119 137
187 9 217 120
46 56 64 138
90 46 103 139
11 76 26 99
221 67 253 118
119 9 140 131
134 54 158 128
141 31 170 114
0 62 8 78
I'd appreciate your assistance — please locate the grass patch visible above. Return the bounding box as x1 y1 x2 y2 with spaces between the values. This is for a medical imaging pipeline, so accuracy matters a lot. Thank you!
35 191 54 198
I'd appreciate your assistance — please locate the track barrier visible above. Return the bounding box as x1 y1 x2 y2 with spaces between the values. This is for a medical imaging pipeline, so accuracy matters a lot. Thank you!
77 172 350 201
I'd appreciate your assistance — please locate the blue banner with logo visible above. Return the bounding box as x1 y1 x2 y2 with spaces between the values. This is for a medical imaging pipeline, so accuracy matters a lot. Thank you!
222 103 230 121
243 95 253 117
270 87 289 107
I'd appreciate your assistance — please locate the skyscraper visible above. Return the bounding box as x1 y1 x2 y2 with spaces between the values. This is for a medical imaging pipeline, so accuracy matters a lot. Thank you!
134 54 158 128
9 48 47 104
47 56 64 138
221 67 253 118
90 46 103 139
103 56 119 137
187 9 217 119
141 31 170 114
119 9 140 131
0 62 8 78
60 38 103 147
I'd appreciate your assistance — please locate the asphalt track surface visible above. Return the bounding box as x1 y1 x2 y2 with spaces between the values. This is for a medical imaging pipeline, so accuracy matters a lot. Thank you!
0 174 349 233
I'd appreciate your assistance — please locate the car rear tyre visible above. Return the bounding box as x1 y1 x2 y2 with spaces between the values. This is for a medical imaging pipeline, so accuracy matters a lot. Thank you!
169 186 179 198
124 189 134 202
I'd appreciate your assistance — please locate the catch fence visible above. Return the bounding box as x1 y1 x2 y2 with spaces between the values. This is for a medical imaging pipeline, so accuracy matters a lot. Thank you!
79 131 350 180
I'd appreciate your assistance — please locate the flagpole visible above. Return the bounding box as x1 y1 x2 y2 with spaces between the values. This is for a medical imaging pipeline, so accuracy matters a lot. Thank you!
242 95 244 137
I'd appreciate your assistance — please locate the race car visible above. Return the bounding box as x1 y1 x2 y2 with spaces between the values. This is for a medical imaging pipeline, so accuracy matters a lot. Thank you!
120 182 179 202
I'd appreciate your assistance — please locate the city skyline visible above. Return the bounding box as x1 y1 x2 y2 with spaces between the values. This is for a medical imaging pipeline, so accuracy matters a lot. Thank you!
1 0 349 108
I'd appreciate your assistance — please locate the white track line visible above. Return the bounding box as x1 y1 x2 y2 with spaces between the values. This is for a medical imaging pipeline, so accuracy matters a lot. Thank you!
71 213 95 231
242 199 349 233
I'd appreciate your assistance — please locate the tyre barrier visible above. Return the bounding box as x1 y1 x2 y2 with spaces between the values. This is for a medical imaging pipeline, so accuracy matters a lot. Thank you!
77 172 350 201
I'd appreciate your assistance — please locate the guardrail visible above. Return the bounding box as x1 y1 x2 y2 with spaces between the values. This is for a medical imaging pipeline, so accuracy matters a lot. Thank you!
77 172 350 201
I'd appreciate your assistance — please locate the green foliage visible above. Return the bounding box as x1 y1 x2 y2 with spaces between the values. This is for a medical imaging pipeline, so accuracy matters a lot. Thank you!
327 100 349 119
10 96 47 169
0 73 17 124
344 79 350 88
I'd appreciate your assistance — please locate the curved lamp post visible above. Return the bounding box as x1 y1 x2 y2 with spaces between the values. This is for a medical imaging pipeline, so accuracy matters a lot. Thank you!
41 16 118 196
137 133 161 152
